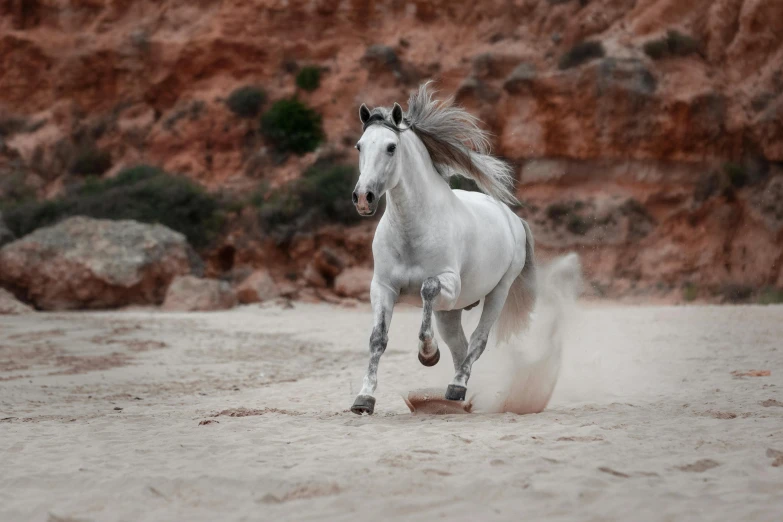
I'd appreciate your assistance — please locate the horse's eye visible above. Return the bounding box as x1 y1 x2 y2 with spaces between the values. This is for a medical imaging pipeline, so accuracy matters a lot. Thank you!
355 143 361 151
387 144 396 155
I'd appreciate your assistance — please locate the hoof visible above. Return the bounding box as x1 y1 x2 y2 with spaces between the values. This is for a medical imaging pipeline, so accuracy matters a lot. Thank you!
445 384 467 401
351 395 376 415
418 348 440 367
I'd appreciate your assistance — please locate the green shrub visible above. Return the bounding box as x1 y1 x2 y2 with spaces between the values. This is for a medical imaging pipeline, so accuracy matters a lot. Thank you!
723 162 748 189
682 282 698 302
0 171 36 206
758 287 783 305
254 161 359 232
77 164 163 195
546 202 573 223
667 30 700 56
643 30 699 60
642 39 668 60
296 66 321 92
299 163 359 223
720 284 754 303
3 165 222 248
226 86 266 118
69 147 112 176
566 214 592 235
558 41 605 70
261 98 324 155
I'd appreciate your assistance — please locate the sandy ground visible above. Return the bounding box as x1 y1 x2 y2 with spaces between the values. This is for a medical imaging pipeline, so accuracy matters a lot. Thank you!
1 302 782 522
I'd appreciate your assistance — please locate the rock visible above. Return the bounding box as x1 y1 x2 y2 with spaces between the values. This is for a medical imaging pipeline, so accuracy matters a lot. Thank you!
163 276 236 311
0 288 33 314
314 246 346 279
0 217 200 310
235 269 280 304
303 262 327 288
277 281 299 299
334 267 373 301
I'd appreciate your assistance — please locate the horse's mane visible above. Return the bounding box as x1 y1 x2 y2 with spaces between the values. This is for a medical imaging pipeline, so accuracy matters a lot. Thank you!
404 82 517 204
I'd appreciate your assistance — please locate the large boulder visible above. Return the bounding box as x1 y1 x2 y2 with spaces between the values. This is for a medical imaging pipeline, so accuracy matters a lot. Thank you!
0 216 201 310
0 288 33 314
334 267 373 301
163 275 237 311
235 269 280 304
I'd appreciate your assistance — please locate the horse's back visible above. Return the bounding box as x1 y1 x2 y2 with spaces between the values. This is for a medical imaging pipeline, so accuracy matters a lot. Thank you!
450 189 528 297
452 189 526 244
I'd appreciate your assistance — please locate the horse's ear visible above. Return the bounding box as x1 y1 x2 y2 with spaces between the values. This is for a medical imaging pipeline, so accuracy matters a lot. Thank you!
391 102 403 127
359 104 371 124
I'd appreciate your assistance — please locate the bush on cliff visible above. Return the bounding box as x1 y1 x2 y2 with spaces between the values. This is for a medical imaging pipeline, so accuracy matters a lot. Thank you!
254 161 359 234
296 66 321 92
226 86 266 118
261 98 324 155
69 146 112 176
2 166 222 248
558 41 605 70
643 30 700 60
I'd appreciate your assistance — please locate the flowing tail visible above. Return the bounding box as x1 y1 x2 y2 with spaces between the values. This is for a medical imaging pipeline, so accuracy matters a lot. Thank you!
499 253 582 413
495 218 537 343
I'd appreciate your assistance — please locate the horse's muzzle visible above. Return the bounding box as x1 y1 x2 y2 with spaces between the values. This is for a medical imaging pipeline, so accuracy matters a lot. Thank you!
352 190 377 216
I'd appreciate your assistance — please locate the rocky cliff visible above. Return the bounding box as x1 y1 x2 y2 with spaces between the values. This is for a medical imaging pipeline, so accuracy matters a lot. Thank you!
1 0 781 303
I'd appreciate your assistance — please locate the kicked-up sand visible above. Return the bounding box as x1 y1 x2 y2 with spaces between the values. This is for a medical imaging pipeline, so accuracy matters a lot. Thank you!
1 300 782 521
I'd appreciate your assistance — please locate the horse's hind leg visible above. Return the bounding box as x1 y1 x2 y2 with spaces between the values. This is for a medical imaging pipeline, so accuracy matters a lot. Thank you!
434 310 468 372
445 271 516 401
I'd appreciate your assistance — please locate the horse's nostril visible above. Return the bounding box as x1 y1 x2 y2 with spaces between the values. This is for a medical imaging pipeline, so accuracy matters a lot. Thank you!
352 191 359 204
366 192 375 204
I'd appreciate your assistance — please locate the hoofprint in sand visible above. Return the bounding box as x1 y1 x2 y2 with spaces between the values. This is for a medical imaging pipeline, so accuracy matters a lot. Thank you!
1 302 782 521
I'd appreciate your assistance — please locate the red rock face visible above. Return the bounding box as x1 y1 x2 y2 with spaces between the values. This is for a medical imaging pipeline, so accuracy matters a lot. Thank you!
0 0 781 302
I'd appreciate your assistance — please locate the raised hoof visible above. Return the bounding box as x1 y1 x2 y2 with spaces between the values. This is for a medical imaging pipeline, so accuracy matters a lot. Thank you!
350 395 376 415
418 348 440 367
445 384 467 401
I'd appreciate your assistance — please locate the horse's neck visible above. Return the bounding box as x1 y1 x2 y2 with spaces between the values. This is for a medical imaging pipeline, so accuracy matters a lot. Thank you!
385 133 455 235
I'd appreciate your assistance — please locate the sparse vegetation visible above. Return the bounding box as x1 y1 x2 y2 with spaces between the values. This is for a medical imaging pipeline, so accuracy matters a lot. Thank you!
226 86 266 118
0 114 29 137
2 165 223 247
558 41 605 70
296 66 321 92
758 287 783 305
253 161 359 235
546 202 573 223
261 98 325 155
69 147 112 177
723 162 748 189
719 284 754 303
0 170 36 206
566 214 592 235
643 30 700 60
682 282 698 302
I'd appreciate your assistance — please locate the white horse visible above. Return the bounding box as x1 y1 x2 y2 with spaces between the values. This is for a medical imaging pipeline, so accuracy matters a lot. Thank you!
350 83 536 415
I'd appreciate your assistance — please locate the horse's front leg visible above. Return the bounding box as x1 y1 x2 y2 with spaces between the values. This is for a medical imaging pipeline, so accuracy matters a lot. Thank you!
351 280 397 415
418 273 461 367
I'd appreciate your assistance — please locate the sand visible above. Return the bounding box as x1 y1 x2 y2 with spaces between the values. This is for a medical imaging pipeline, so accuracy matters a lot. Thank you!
1 302 782 521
